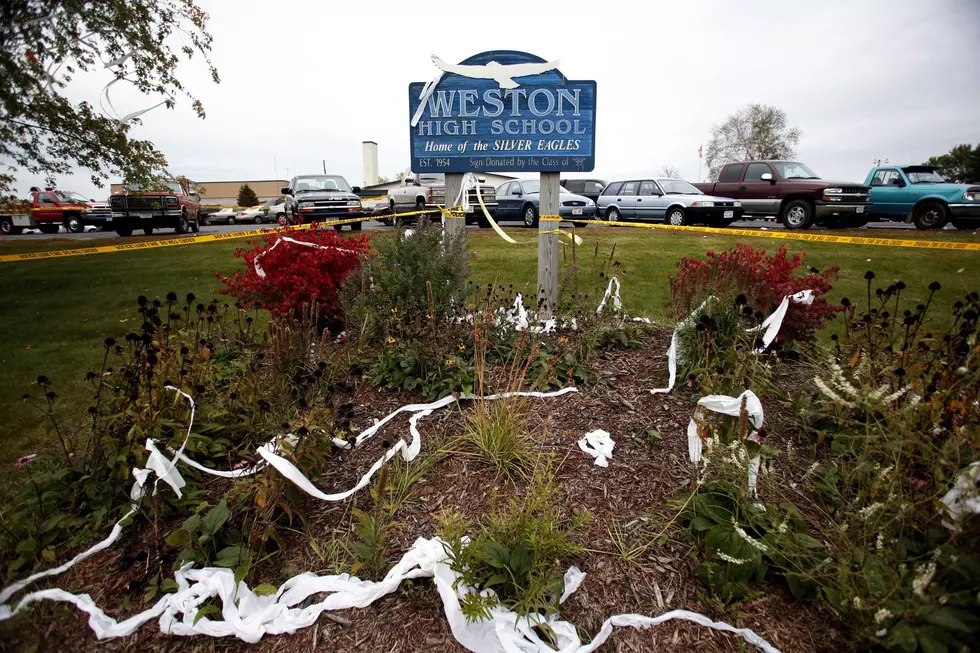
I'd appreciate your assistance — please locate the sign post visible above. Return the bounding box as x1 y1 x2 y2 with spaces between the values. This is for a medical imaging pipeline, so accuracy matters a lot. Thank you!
443 173 465 247
538 172 560 317
408 51 596 321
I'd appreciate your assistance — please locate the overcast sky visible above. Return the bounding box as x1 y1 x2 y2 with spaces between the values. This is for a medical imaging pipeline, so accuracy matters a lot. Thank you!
13 0 980 197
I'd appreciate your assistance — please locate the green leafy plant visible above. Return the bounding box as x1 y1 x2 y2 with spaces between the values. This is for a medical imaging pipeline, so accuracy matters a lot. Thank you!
165 500 253 578
437 458 590 622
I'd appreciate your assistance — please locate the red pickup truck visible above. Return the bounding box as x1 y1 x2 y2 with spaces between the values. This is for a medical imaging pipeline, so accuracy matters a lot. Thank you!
108 181 201 237
0 188 111 235
694 160 870 230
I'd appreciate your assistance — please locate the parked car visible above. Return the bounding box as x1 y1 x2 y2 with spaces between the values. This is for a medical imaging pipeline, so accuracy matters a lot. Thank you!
197 207 220 225
494 179 596 227
388 173 498 226
0 187 110 235
236 205 270 224
208 207 242 225
282 175 365 231
694 161 870 230
261 197 287 224
865 165 980 230
561 178 607 204
596 178 743 226
108 181 201 236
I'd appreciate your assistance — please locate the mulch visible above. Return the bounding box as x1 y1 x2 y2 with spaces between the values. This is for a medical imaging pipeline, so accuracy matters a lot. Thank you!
0 328 849 653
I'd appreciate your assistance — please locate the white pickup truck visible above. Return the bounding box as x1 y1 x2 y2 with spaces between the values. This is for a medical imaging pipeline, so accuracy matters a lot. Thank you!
387 173 497 226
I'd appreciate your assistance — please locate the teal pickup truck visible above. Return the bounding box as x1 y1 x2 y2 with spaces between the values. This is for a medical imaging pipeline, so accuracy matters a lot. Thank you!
865 165 980 230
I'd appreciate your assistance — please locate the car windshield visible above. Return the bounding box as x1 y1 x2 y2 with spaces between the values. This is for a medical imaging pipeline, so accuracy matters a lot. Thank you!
125 181 183 194
903 168 946 184
519 181 570 194
264 198 279 206
293 175 351 193
53 190 90 203
657 179 701 195
772 162 820 180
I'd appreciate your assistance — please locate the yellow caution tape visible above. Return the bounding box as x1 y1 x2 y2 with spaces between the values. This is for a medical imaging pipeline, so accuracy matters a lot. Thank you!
567 219 980 251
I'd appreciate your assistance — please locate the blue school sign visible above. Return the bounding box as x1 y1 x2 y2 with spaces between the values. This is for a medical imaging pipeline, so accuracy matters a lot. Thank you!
408 51 597 174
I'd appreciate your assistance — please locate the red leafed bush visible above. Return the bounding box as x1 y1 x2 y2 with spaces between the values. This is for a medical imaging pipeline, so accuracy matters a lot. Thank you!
217 228 372 325
668 243 843 342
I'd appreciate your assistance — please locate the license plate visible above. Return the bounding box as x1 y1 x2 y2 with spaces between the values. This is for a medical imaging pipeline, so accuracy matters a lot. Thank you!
723 210 734 218
137 213 153 219
572 208 583 215
856 206 865 214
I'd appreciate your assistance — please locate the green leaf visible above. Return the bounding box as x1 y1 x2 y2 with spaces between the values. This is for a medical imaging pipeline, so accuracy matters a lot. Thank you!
193 604 222 625
690 515 714 532
165 529 191 548
215 545 245 568
234 557 252 585
483 573 509 588
252 583 278 597
924 608 973 634
200 500 230 536
182 513 201 533
161 579 179 593
509 543 532 578
483 542 511 569
916 631 949 653
885 621 918 653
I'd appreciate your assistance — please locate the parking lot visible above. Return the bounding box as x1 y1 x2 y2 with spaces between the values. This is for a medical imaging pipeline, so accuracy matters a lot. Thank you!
6 215 938 243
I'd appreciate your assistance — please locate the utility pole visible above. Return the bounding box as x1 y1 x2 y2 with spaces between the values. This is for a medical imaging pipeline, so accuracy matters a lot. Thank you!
322 160 327 174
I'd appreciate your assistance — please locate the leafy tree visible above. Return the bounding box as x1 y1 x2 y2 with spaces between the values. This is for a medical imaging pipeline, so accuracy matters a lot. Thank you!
175 175 204 196
376 176 390 184
659 165 681 179
0 1 219 195
704 105 802 180
925 144 980 183
395 172 406 181
237 184 258 207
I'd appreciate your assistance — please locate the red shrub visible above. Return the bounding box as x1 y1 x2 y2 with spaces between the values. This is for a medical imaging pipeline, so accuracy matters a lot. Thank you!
668 243 843 342
217 227 372 325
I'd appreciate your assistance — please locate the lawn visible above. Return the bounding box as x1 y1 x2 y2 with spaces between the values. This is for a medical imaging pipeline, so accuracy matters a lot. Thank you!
1 226 978 472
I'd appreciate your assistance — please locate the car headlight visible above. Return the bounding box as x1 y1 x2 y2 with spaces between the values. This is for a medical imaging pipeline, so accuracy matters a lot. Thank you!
347 200 361 207
692 201 714 207
733 201 741 207
823 188 843 194
964 191 978 201
298 201 314 208
586 199 594 206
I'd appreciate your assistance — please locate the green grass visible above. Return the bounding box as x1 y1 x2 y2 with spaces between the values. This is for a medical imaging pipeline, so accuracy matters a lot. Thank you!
1 227 978 470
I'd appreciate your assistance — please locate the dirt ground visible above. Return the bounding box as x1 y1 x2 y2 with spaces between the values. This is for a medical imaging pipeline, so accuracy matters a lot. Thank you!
0 329 848 653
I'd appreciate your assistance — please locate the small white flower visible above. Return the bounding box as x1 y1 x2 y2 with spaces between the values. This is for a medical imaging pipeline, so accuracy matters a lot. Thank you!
716 552 751 565
876 533 884 552
858 503 884 519
875 608 892 624
913 562 937 596
853 596 863 608
876 629 887 638
733 521 770 553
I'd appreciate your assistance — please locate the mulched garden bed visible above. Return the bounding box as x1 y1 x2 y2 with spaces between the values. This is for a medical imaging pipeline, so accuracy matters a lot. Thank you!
0 328 849 653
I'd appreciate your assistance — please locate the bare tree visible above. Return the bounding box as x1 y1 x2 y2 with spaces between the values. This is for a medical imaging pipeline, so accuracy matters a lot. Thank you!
704 104 802 180
659 165 680 179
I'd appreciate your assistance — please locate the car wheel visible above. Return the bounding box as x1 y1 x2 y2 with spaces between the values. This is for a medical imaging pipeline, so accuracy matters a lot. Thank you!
253 215 262 224
64 214 84 233
912 201 948 230
522 204 539 228
38 224 60 234
414 198 428 225
115 225 133 237
606 207 621 222
200 216 210 226
782 199 815 230
477 213 492 229
228 217 236 225
950 218 976 230
667 207 688 226
175 211 191 234
0 217 23 235
191 217 200 233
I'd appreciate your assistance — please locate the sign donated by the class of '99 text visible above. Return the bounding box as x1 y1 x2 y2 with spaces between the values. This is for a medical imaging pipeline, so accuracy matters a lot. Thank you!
408 51 597 173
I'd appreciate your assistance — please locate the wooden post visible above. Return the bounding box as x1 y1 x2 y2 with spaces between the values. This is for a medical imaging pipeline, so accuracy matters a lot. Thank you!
537 171 560 320
443 173 466 250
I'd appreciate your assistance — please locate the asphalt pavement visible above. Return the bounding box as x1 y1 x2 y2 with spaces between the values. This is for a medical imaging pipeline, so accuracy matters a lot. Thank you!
6 217 928 243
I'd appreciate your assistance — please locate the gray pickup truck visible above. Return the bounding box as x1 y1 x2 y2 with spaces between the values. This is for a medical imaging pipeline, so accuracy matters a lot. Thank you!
387 173 497 226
